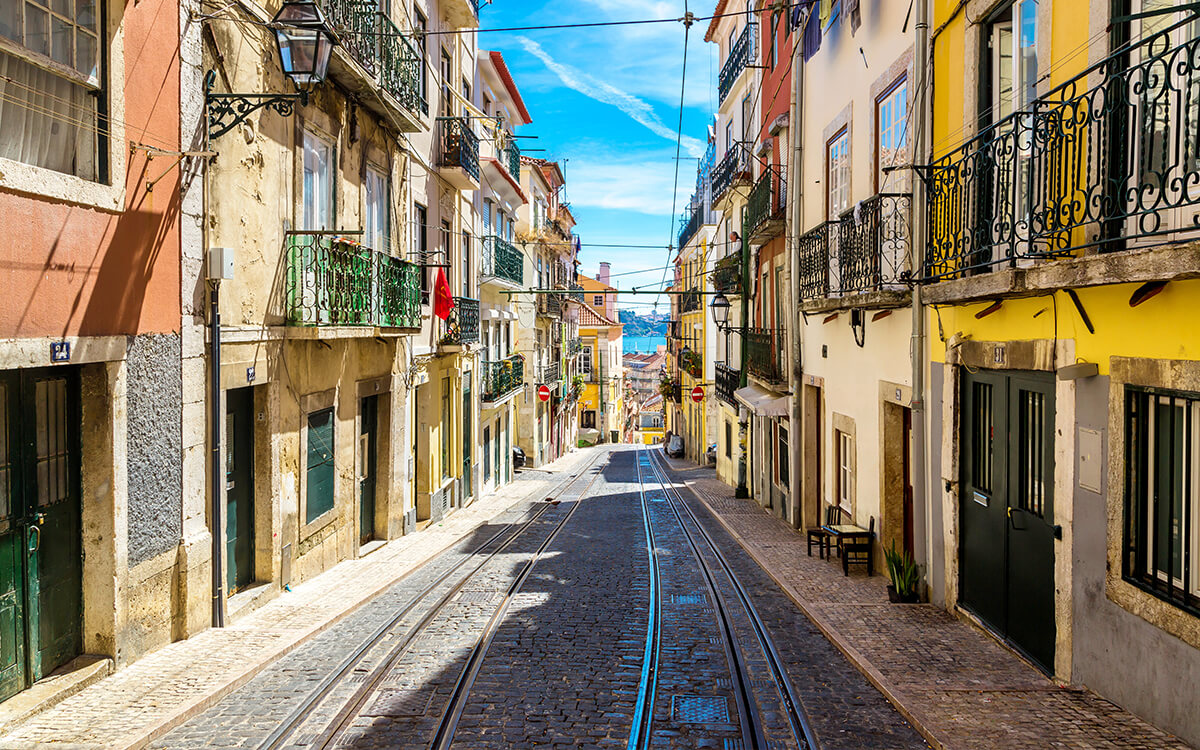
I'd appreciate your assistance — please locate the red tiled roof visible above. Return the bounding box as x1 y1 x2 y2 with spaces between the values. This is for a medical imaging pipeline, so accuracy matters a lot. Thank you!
579 305 618 327
487 51 532 125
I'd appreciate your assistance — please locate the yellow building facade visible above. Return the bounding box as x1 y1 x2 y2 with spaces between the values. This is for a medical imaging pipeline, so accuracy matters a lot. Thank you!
926 1 1200 742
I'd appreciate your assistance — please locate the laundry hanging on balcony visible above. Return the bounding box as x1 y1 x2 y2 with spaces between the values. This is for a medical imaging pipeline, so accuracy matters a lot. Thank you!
433 267 455 320
802 2 822 62
847 0 861 35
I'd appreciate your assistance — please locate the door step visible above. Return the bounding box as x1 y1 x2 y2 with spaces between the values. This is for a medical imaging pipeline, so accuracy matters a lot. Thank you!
0 655 111 733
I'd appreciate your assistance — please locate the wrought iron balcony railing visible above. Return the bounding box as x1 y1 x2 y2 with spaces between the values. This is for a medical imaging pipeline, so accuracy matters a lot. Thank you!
719 23 755 103
436 117 480 181
712 253 743 295
568 284 585 302
501 133 521 180
443 296 480 345
539 360 561 385
715 362 740 407
568 338 583 356
745 327 784 384
798 193 913 300
712 148 751 203
671 382 683 404
925 23 1200 281
481 235 523 286
747 167 787 237
679 291 700 314
320 1 422 114
286 232 421 329
482 355 524 403
677 202 704 250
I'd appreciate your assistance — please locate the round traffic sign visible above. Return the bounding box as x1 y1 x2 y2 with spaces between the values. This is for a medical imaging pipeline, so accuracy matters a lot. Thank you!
691 385 705 403
538 385 552 402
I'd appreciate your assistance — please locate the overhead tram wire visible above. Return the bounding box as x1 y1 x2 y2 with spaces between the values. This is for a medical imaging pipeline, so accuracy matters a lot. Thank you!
655 4 694 314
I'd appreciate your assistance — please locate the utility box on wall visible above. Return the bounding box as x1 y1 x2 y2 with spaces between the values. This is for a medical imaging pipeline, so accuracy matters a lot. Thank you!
208 247 235 280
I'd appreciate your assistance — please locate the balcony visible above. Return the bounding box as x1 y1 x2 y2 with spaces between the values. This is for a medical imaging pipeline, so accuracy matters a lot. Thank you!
501 133 521 181
442 0 480 30
568 338 583 357
285 232 421 330
925 28 1200 284
715 363 740 407
538 292 562 319
713 253 743 295
568 284 585 302
745 328 784 385
712 148 752 207
436 117 480 191
321 0 422 130
677 202 704 250
481 235 523 288
441 297 480 348
482 355 524 404
797 194 913 304
719 23 755 103
679 291 700 314
747 168 787 243
539 361 561 385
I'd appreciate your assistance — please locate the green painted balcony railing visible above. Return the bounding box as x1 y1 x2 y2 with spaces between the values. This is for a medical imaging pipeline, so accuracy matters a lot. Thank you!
443 296 480 345
286 233 421 329
718 22 755 103
715 362 739 407
481 235 523 286
320 1 422 114
746 167 786 237
745 327 785 384
482 355 524 403
503 136 521 179
712 253 742 295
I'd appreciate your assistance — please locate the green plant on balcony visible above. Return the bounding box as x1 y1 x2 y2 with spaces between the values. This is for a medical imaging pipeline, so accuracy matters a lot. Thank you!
657 374 676 399
680 349 703 378
571 374 585 399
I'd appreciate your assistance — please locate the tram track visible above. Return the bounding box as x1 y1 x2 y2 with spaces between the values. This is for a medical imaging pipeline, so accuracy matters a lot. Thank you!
259 447 613 750
629 444 819 750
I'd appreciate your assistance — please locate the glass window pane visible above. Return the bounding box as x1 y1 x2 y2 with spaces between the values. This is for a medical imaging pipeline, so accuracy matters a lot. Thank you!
0 3 21 44
305 408 335 523
74 0 96 31
25 5 50 56
75 29 96 81
51 15 72 67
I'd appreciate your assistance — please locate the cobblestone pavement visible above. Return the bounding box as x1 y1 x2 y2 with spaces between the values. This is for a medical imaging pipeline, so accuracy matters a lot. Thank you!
0 448 603 750
659 456 1192 750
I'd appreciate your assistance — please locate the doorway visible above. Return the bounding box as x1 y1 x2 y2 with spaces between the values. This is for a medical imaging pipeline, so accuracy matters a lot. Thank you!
802 384 823 529
225 388 256 594
0 368 83 702
359 395 379 546
960 369 1057 673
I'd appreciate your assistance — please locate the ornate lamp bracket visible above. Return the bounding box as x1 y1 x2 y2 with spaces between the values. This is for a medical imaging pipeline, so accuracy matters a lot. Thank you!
205 70 306 140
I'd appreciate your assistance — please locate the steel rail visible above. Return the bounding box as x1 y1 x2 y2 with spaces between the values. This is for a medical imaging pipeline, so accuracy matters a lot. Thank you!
640 445 763 750
627 446 664 750
427 451 612 750
647 449 820 750
260 448 611 750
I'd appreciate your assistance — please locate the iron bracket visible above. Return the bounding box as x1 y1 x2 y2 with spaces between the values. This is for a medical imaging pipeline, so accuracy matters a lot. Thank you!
205 70 305 141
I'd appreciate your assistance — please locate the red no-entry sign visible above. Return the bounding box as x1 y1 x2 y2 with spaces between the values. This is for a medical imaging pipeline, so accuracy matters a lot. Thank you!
691 386 705 403
538 385 552 402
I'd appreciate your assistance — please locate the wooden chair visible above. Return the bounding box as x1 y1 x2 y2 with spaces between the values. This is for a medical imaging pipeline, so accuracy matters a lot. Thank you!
840 516 875 576
806 504 840 558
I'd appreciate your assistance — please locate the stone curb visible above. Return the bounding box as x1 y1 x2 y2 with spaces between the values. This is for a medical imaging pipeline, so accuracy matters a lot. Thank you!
0 449 601 750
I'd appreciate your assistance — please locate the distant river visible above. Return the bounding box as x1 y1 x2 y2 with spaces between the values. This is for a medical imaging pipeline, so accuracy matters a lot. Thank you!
624 335 667 354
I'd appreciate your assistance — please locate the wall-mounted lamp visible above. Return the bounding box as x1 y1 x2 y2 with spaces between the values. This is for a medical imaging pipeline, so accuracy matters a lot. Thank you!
206 1 337 139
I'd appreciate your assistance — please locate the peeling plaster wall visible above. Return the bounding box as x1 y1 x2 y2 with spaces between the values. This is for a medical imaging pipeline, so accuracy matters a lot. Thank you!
126 333 183 564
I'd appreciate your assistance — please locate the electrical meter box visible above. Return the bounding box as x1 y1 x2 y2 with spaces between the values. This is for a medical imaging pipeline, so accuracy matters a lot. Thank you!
208 247 235 280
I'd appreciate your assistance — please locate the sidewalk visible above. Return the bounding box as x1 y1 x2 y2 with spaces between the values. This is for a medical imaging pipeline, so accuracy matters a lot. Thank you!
660 456 1191 750
0 448 603 750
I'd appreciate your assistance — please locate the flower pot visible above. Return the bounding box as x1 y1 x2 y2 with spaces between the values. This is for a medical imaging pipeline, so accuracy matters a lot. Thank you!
887 585 919 604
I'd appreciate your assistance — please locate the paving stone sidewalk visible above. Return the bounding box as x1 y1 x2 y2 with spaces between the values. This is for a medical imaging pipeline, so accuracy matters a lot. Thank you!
0 448 602 750
659 456 1192 750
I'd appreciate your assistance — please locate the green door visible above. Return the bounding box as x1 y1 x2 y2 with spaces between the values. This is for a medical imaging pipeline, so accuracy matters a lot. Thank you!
0 370 82 701
225 388 255 594
462 380 472 502
358 396 378 546
960 370 1056 673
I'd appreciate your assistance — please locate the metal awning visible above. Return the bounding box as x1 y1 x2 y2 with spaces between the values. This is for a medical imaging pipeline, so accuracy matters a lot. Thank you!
734 384 790 416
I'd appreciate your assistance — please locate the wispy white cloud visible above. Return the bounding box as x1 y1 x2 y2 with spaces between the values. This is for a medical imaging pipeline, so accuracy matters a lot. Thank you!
515 36 706 157
566 158 694 222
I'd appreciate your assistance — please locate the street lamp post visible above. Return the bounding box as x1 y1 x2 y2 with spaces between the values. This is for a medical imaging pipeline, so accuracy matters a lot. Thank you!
708 291 750 498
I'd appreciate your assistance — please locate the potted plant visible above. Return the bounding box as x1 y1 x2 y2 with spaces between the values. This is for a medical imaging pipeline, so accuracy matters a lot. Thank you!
884 541 921 603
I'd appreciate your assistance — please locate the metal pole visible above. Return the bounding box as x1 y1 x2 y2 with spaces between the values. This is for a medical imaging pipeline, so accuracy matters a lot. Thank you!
911 0 933 598
787 17 805 529
736 208 750 499
209 280 225 628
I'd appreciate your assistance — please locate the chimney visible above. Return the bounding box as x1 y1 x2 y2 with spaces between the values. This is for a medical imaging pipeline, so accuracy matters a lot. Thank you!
598 262 611 286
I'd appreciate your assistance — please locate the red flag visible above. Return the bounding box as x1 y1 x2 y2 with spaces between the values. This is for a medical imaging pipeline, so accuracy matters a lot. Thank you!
433 267 455 320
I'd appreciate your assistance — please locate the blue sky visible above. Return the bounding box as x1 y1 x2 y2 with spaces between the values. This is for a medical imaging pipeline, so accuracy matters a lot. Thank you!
479 0 717 314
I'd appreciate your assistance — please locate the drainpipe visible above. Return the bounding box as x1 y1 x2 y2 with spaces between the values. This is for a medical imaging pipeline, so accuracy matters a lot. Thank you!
736 206 751 499
787 22 805 530
208 278 224 629
911 0 932 596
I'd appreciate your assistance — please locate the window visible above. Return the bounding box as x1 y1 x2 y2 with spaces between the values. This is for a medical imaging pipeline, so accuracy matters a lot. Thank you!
581 346 592 375
725 421 732 459
414 203 429 299
364 165 388 252
836 429 854 512
1125 388 1200 615
986 0 1038 125
826 127 850 219
305 408 335 523
440 48 453 117
461 77 471 117
594 295 604 307
876 76 910 192
414 8 428 113
778 422 789 487
461 231 471 297
770 12 779 68
741 95 753 140
482 425 491 482
725 122 734 156
302 130 333 230
0 0 103 180
582 410 596 429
